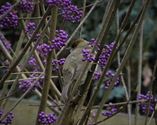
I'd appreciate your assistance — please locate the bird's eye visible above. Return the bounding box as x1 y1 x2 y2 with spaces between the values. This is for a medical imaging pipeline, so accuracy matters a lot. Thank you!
71 41 78 49
71 38 81 49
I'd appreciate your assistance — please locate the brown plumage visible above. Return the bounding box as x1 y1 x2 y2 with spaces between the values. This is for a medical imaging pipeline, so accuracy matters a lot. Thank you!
61 39 91 102
57 39 93 125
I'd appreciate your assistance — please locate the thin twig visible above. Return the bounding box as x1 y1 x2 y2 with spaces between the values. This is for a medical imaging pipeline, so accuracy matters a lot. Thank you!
147 111 155 125
116 8 132 125
5 76 58 83
135 11 144 125
127 62 132 125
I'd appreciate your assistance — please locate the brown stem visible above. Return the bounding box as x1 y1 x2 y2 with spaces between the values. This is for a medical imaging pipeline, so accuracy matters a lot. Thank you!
35 6 58 125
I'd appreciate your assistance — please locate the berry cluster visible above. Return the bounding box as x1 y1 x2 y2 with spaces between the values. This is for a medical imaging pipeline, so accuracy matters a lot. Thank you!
104 70 120 88
82 48 95 62
61 4 83 23
81 41 115 64
47 0 83 23
25 21 40 40
18 74 41 92
93 71 101 81
25 21 36 37
0 33 11 51
98 42 115 68
0 2 18 29
37 29 68 56
93 70 120 88
19 0 34 13
0 110 14 125
38 112 57 124
19 79 32 92
51 30 69 50
137 91 156 114
88 38 99 49
52 58 65 71
28 56 38 68
36 43 52 57
46 0 71 7
102 103 118 117
2 40 11 51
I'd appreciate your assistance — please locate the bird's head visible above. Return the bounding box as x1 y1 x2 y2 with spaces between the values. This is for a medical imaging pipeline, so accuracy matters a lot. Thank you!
71 38 88 49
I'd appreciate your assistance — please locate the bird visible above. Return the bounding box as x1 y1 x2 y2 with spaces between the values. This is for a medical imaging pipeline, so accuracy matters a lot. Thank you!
57 39 94 125
61 38 91 102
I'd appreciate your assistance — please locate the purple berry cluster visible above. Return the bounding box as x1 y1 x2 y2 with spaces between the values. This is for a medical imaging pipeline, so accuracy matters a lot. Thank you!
2 40 11 51
0 2 18 29
46 0 72 7
61 4 83 23
102 103 118 117
93 71 101 81
52 58 65 71
0 34 11 51
82 48 95 62
88 38 99 49
0 110 14 125
93 70 120 88
36 29 68 56
47 0 83 23
38 111 57 124
18 75 40 92
0 111 2 118
25 21 36 37
37 43 52 57
99 42 115 68
19 0 34 13
28 56 37 67
25 21 40 40
104 70 120 88
137 91 156 114
51 30 69 50
37 29 68 56
19 79 32 92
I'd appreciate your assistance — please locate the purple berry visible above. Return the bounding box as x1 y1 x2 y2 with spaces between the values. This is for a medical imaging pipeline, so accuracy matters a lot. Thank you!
51 30 68 50
137 91 156 114
93 70 120 88
61 4 83 23
82 48 95 62
36 43 52 57
102 103 118 117
18 73 41 92
0 110 14 125
99 42 115 68
19 0 34 13
0 2 18 29
46 0 82 23
38 111 57 124
25 21 40 40
52 58 65 71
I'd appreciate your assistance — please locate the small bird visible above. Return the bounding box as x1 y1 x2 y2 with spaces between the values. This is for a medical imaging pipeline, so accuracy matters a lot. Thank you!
61 38 91 102
58 39 93 125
